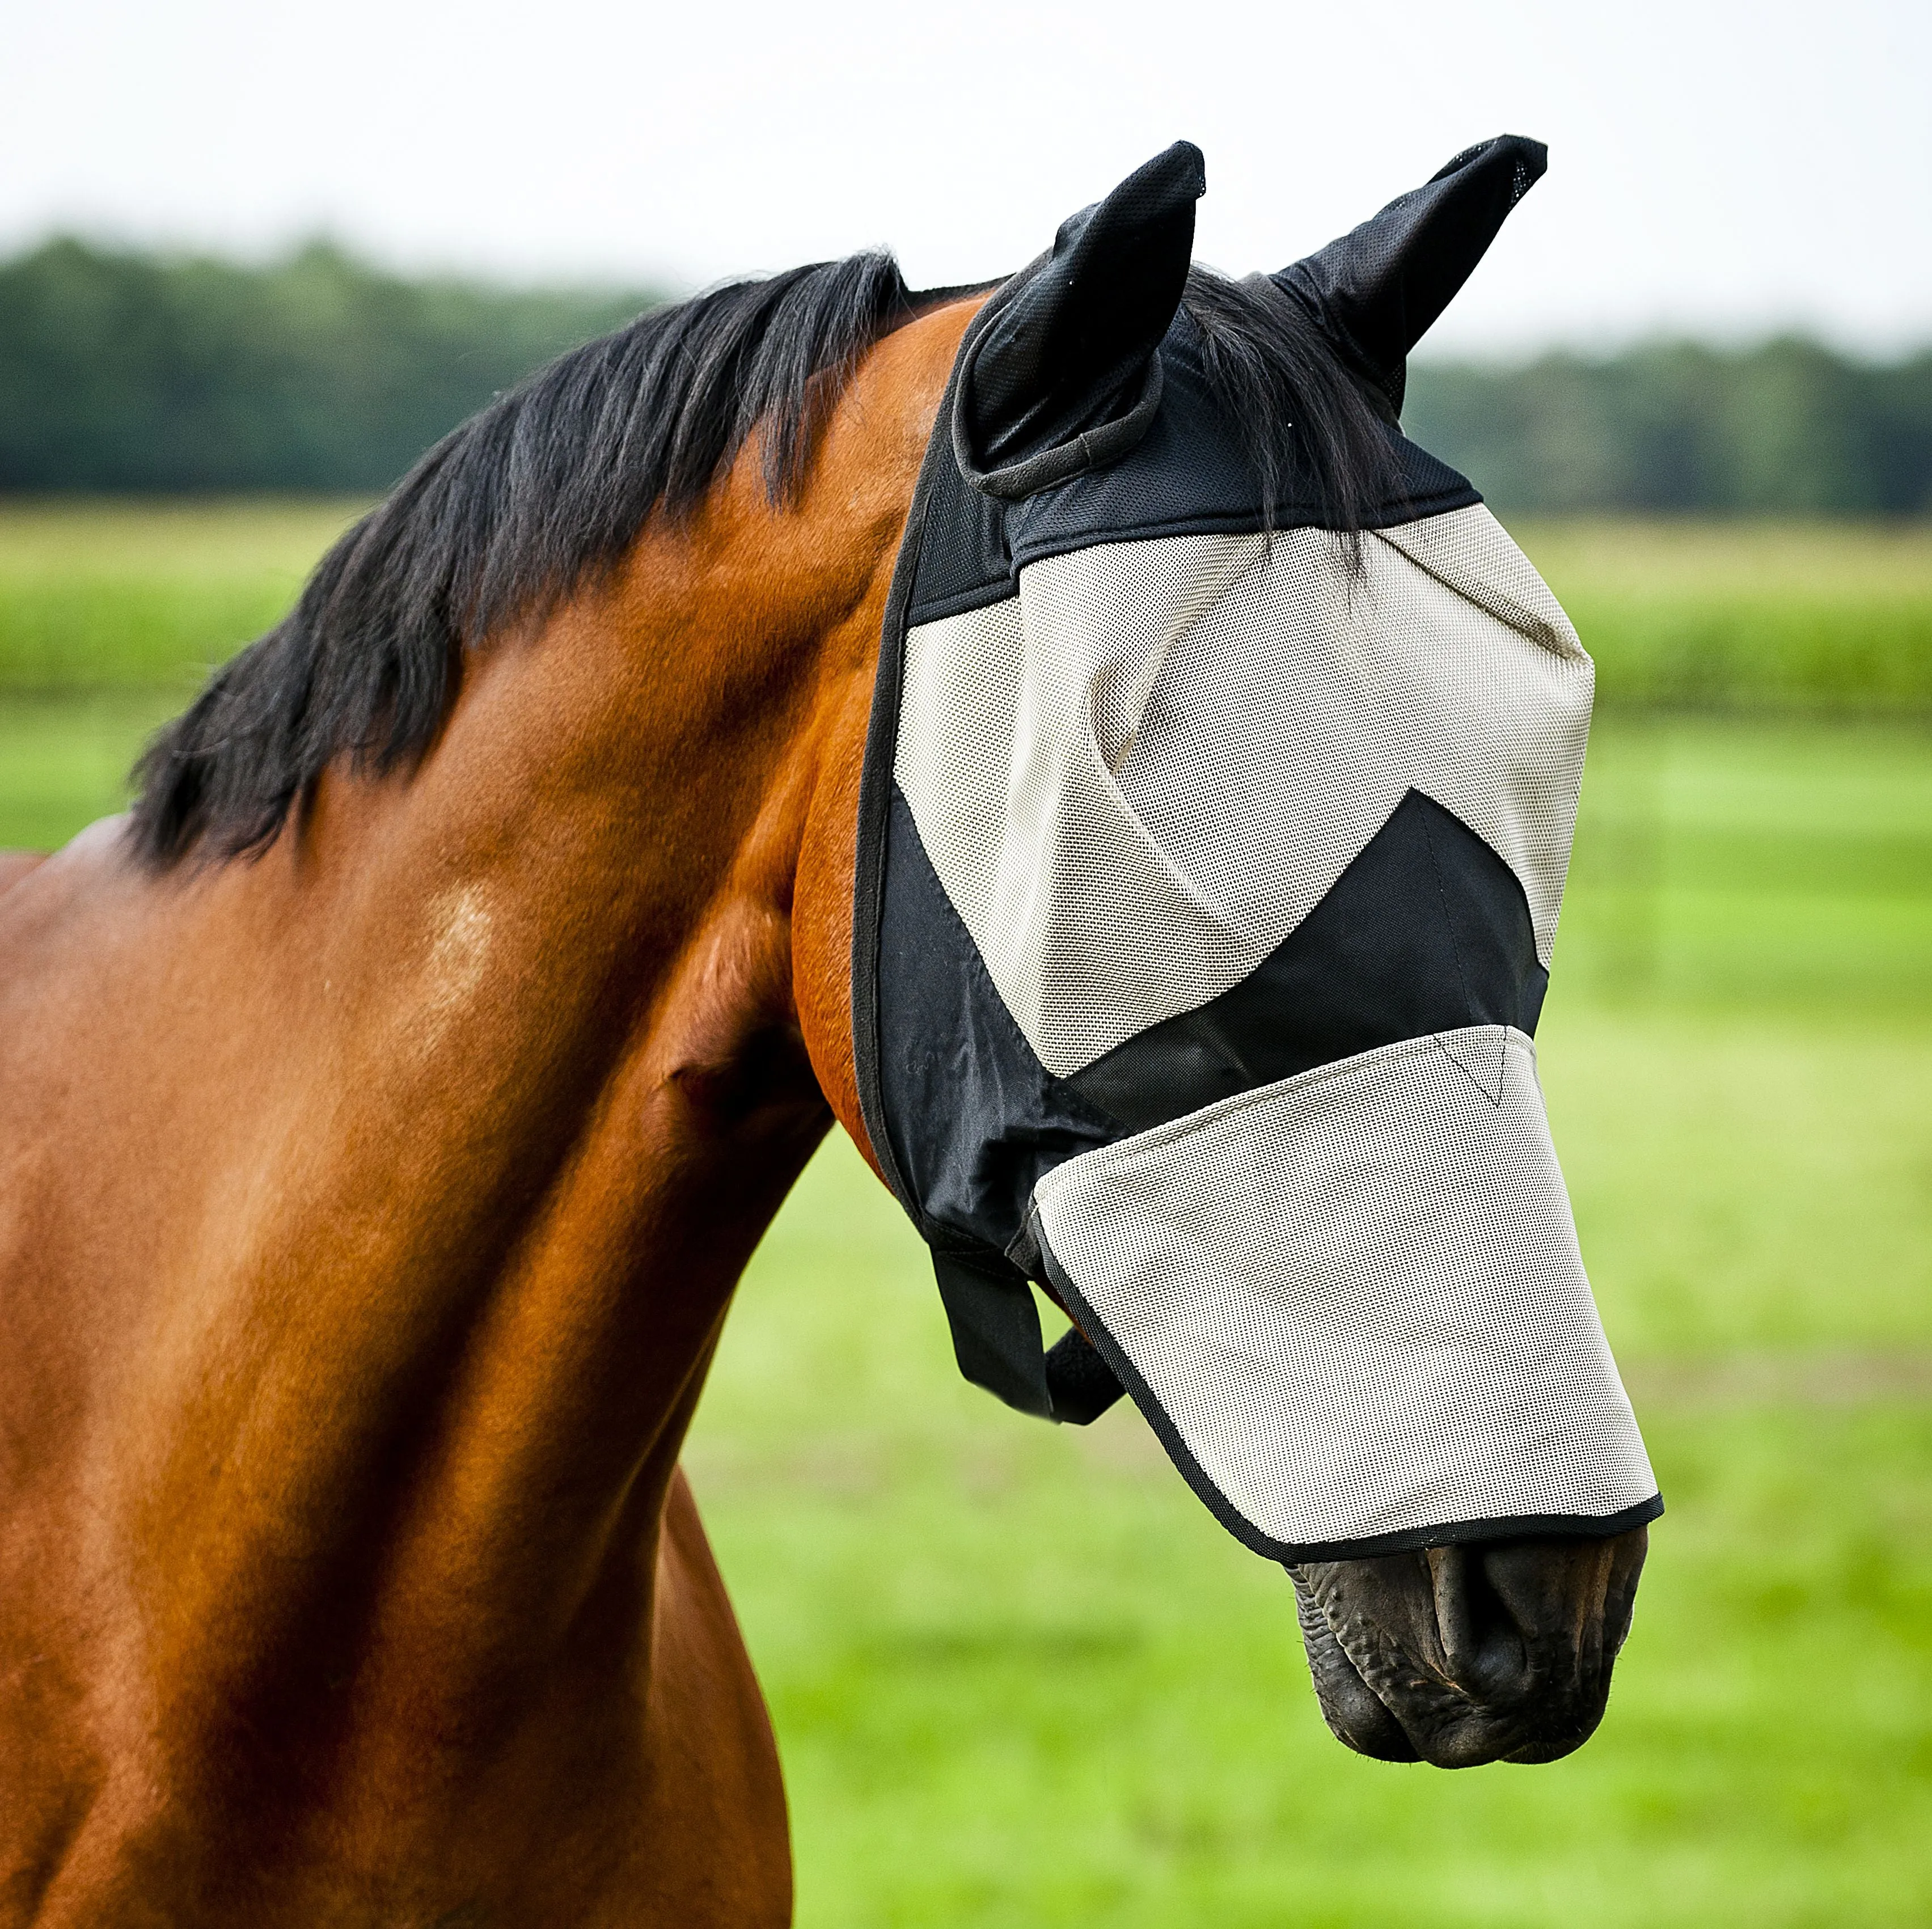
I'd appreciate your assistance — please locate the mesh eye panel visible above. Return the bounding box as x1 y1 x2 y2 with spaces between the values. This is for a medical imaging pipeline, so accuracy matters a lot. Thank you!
894 505 1592 1077
1031 1028 1658 1555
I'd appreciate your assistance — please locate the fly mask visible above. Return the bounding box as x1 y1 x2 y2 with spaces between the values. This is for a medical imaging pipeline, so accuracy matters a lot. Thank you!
852 137 1662 1563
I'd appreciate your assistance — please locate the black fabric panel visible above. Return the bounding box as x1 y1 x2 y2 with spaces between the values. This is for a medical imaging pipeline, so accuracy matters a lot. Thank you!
930 1250 1125 1425
1003 314 1478 575
899 462 1014 625
1043 1325 1126 1423
1069 791 1546 1134
931 1248 1054 1418
877 785 1117 1258
905 309 1480 628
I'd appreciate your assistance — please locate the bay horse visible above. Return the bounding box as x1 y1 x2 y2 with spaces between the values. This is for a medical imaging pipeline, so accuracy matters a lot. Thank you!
0 144 1646 1924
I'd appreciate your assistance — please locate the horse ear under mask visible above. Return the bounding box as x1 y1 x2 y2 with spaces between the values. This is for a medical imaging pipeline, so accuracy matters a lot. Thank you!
1276 133 1547 420
954 140 1206 498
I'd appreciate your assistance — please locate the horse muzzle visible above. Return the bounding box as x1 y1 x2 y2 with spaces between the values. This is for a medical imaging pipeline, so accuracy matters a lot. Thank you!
1288 1526 1648 1767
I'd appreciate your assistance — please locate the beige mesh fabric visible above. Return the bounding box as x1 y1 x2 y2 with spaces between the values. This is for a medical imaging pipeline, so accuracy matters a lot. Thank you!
1032 1027 1658 1549
894 504 1591 1077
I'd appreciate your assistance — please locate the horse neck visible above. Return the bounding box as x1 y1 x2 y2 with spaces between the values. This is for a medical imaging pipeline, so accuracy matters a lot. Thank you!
112 322 957 1752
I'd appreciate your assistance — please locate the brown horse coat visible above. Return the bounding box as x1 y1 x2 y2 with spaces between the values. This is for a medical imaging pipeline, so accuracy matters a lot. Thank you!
0 295 975 1926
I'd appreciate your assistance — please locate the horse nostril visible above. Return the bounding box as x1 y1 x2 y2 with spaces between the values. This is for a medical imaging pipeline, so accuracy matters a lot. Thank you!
1292 1531 1646 1767
1601 1526 1648 1660
1426 1545 1532 1703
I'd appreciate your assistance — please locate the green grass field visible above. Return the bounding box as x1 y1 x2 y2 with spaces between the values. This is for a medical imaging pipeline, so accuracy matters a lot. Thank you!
0 498 368 692
2 501 1929 712
1 505 1927 1924
1516 519 1932 713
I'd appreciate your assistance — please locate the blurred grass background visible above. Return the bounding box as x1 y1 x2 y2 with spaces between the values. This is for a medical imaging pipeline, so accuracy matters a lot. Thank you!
5 501 1930 711
1 503 1927 1926
0 497 367 693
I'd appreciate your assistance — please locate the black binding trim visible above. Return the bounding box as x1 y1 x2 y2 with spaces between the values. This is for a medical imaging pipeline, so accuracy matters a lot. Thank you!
851 303 999 1214
1030 1217 1662 1562
958 352 1166 500
1271 1494 1663 1564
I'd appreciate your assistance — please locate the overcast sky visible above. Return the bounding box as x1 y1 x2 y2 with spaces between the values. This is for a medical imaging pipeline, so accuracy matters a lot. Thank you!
4 0 1928 356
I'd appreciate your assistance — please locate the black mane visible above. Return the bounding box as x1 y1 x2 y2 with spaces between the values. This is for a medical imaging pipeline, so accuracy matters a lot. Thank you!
132 256 1394 868
132 252 923 865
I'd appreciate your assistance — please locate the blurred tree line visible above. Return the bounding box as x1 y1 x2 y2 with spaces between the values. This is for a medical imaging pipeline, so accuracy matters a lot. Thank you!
0 238 656 492
1405 341 1932 515
2 236 1929 510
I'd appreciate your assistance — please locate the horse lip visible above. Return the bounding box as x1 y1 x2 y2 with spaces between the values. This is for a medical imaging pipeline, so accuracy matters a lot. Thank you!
1288 1568 1421 1762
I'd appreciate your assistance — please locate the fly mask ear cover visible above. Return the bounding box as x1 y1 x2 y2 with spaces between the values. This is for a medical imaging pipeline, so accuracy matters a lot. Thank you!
852 137 1662 1562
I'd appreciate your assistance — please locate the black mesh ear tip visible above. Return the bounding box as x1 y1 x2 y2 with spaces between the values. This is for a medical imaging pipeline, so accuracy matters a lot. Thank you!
1153 139 1208 202
1103 138 1207 207
1274 133 1550 407
1071 141 1206 260
1493 134 1548 206
954 142 1204 495
1431 133 1549 194
1050 141 1206 258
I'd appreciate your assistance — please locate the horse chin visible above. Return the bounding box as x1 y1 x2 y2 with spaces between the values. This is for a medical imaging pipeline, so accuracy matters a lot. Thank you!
1287 1527 1647 1769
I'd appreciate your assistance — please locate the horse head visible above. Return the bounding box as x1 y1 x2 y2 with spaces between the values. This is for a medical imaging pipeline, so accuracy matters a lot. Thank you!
815 136 1656 1770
